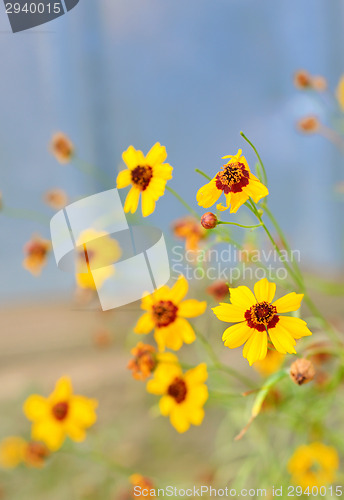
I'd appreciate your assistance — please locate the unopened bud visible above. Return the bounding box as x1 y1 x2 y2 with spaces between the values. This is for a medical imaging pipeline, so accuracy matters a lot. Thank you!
290 358 315 385
201 212 218 229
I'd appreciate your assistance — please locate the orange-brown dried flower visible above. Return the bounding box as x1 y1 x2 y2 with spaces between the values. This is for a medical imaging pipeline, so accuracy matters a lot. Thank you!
130 474 155 499
50 132 74 164
24 441 49 468
297 116 320 134
23 235 51 276
293 70 312 89
206 281 229 301
43 189 68 210
128 343 157 380
290 358 315 385
172 216 206 251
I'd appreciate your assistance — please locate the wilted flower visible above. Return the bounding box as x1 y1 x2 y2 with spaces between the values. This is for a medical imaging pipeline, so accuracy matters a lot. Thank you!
196 149 268 213
206 281 229 301
288 443 339 488
290 358 315 385
128 342 157 380
200 212 218 229
172 216 206 251
147 354 208 433
50 132 74 164
212 278 312 365
117 143 173 217
43 189 68 210
297 116 320 134
134 275 206 351
24 376 98 451
22 234 51 276
293 70 312 89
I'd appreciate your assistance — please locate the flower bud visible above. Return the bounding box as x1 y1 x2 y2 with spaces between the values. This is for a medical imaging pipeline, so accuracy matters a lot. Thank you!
201 212 218 229
297 116 320 134
290 358 315 385
293 70 312 89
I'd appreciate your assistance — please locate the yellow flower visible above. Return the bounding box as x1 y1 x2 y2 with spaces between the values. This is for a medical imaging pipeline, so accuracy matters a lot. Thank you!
75 228 121 290
196 149 268 213
50 132 74 164
147 354 208 433
172 216 207 252
23 376 98 451
0 437 26 468
253 348 285 377
336 75 344 111
22 234 51 276
212 278 312 365
134 275 207 351
288 443 339 489
116 143 173 217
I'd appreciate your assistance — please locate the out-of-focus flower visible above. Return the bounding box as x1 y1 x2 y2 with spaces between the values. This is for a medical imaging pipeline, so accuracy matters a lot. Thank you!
253 348 285 377
312 75 327 92
293 70 312 89
75 228 121 290
172 216 206 251
0 437 26 468
336 75 344 111
23 235 51 276
128 342 157 380
147 355 208 433
23 376 98 451
117 143 173 217
288 443 339 488
43 188 68 210
130 474 156 499
134 275 206 351
297 116 320 134
290 358 315 385
50 132 74 164
200 212 218 230
24 441 49 468
196 149 268 214
212 278 312 365
206 281 229 301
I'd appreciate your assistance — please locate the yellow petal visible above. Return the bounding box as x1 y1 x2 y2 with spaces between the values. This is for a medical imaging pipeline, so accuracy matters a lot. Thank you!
216 193 231 211
23 395 49 422
51 377 73 403
196 178 222 208
169 406 190 433
147 177 167 198
254 278 276 303
277 316 312 339
124 186 141 214
336 75 344 110
159 395 174 416
134 312 155 334
243 330 267 365
170 275 189 303
145 142 167 165
187 407 205 426
229 191 249 213
141 191 156 217
122 146 145 169
153 163 173 180
244 178 269 203
184 363 208 385
178 299 207 318
0 437 26 468
186 385 208 407
268 322 297 354
229 285 256 310
69 396 98 427
116 169 132 189
31 420 65 451
273 292 304 313
178 318 196 344
222 322 252 348
154 322 184 351
212 303 246 323
65 422 86 442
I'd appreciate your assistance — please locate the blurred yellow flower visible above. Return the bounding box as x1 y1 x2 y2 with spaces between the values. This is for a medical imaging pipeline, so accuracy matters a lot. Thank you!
147 354 208 433
0 437 26 468
212 278 312 365
172 216 206 251
117 143 173 217
130 474 156 499
50 132 74 164
253 348 285 377
134 275 207 351
75 228 121 290
128 342 157 381
22 234 51 276
23 376 98 451
336 75 344 111
196 149 268 213
288 443 339 489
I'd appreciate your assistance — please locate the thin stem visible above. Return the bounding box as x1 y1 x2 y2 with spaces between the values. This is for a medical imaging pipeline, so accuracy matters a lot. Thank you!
195 168 211 181
217 221 262 229
1 206 50 226
240 131 268 187
73 157 114 189
166 185 199 218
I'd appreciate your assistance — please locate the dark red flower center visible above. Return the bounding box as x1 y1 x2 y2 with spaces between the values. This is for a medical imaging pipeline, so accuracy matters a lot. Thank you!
52 401 69 421
215 161 250 194
152 300 178 327
168 377 187 403
131 165 153 191
245 301 279 332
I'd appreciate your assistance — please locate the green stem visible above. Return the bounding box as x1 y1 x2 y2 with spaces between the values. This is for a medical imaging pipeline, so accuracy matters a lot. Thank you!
166 185 199 218
240 131 268 187
217 221 262 229
1 206 50 226
195 168 211 181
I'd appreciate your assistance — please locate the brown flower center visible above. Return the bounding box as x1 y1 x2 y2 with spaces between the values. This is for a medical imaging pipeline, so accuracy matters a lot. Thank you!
215 161 250 194
152 300 178 327
131 165 153 191
245 301 279 332
167 377 187 403
52 401 69 421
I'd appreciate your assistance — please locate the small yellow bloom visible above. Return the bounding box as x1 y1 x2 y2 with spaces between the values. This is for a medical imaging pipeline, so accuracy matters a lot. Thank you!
134 275 207 351
196 149 268 213
23 376 98 451
50 132 74 164
0 437 26 468
117 143 173 217
212 278 312 365
253 348 285 377
288 443 339 489
147 354 208 433
130 474 156 499
75 228 121 290
22 234 51 276
336 75 344 111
